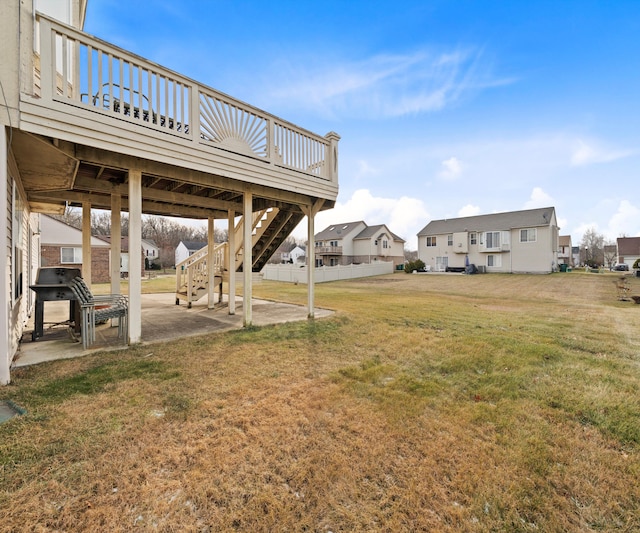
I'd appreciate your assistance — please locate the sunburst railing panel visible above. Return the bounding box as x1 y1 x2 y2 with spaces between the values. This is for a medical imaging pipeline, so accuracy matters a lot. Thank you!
199 92 268 158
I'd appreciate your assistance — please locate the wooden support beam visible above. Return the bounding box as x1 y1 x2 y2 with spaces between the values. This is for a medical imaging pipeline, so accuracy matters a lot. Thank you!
82 202 92 287
128 169 142 343
243 192 252 326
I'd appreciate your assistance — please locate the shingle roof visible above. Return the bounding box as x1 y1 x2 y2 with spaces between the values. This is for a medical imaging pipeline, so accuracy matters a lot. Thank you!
559 235 572 246
353 224 405 242
617 237 640 255
314 221 365 240
417 207 557 236
182 240 207 252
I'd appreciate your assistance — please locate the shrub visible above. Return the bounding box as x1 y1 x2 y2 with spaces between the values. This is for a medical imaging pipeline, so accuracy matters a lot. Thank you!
633 258 640 269
405 259 425 274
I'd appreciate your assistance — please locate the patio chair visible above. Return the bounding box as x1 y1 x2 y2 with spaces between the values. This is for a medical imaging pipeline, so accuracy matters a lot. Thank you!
69 277 128 349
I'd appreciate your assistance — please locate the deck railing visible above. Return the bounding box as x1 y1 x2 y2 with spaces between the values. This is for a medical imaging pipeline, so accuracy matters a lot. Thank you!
34 13 338 183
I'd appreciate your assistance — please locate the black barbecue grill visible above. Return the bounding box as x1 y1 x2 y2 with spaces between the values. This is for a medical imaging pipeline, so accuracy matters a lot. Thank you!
29 267 82 341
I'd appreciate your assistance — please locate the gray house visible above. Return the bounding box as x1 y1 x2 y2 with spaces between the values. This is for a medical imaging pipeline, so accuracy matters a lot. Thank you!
417 207 559 274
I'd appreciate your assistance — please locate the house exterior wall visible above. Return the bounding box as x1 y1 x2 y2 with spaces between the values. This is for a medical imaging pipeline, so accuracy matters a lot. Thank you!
40 244 111 282
1 128 40 384
418 212 559 274
175 242 189 266
40 215 112 282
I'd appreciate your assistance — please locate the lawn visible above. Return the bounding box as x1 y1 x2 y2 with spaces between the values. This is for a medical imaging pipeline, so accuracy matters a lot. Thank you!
1 271 639 531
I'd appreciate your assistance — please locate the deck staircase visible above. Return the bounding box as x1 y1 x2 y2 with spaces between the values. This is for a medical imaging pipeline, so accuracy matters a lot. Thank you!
175 208 304 306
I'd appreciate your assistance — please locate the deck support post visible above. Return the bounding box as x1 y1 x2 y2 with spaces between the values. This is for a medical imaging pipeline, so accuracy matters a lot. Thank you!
227 209 236 315
110 194 121 296
302 199 324 318
243 192 252 326
82 202 92 287
207 217 215 309
128 169 142 343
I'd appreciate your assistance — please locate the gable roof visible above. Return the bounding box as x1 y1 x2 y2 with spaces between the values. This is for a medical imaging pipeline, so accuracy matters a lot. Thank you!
559 235 572 247
353 224 405 243
417 207 557 236
40 214 110 247
180 240 207 252
314 221 366 241
617 237 640 255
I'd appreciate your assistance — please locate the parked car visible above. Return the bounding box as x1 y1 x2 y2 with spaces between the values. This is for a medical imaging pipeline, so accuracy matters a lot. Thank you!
614 264 629 271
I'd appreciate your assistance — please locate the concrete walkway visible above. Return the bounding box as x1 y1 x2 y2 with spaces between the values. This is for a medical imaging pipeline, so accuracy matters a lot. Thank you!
15 293 333 368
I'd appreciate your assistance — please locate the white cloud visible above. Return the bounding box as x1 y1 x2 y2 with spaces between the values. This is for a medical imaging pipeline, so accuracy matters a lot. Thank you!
606 200 640 238
458 204 481 217
439 157 463 180
355 159 379 180
570 139 634 167
264 47 513 119
293 189 430 250
524 187 554 209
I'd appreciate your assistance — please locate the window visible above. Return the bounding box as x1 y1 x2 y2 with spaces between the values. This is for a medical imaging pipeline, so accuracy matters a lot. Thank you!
383 240 389 249
315 241 322 247
487 254 502 267
485 231 501 249
447 234 453 246
330 240 338 247
470 233 477 245
426 236 437 247
61 247 82 263
520 228 537 242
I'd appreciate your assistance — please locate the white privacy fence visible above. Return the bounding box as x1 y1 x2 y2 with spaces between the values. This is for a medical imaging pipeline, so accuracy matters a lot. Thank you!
262 262 395 284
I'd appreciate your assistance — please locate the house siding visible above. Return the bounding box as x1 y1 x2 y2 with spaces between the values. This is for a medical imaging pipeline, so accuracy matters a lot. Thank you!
41 245 111 283
417 208 559 274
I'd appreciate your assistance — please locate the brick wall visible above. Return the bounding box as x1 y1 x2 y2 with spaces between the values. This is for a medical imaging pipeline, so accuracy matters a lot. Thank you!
40 245 111 283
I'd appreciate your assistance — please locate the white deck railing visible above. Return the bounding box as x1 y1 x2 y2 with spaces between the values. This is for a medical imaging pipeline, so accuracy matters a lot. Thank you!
34 13 338 183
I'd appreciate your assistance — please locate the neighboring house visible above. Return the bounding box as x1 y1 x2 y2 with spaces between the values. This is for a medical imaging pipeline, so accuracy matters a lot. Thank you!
40 215 111 282
314 221 406 268
1 0 339 385
175 241 207 267
142 239 160 267
572 246 581 267
417 207 559 274
617 237 640 269
558 235 573 266
273 243 306 264
102 236 146 277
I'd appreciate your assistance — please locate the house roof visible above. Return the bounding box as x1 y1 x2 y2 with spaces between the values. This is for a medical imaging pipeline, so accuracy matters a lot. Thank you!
40 214 110 247
417 207 557 236
353 224 405 243
181 240 207 252
617 237 640 255
314 221 365 240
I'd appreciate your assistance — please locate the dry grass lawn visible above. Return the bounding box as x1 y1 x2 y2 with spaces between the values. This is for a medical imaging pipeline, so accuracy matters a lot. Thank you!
1 271 639 531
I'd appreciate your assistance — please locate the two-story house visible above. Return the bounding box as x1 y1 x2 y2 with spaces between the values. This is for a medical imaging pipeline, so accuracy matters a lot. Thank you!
617 237 640 270
0 0 339 384
314 221 406 268
417 207 559 274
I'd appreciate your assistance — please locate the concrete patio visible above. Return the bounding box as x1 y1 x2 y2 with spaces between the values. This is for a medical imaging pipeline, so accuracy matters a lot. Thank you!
14 293 334 368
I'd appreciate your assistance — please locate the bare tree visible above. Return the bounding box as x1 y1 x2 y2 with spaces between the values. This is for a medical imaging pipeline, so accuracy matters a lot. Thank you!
581 227 605 267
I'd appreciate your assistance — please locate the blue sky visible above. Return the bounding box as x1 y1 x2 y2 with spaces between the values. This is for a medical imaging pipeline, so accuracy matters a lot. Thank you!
84 0 640 249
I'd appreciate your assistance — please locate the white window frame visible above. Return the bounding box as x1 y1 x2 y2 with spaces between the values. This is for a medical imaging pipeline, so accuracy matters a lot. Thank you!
447 234 453 246
487 254 502 267
485 231 501 249
470 233 477 245
61 247 83 264
520 228 537 243
426 236 437 247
